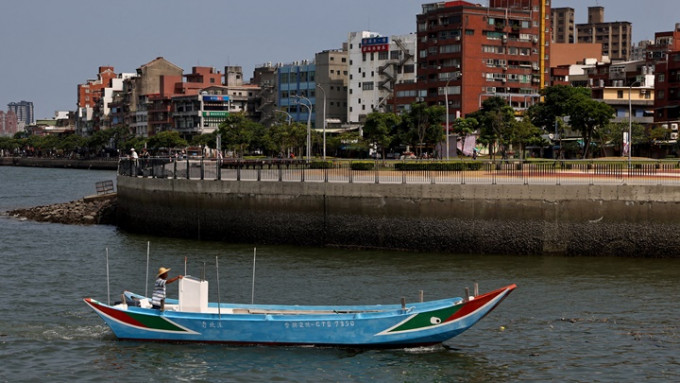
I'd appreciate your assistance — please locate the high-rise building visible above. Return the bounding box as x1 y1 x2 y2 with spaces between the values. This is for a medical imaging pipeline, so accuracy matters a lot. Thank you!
315 48 349 130
576 6 632 61
277 60 317 128
552 7 575 43
395 0 549 121
347 31 416 124
7 100 34 126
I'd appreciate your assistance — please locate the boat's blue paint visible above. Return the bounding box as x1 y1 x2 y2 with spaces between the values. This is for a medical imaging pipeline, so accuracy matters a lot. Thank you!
84 284 515 347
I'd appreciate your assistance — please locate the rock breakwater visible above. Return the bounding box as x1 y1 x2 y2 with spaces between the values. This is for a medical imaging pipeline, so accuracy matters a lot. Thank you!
7 195 117 225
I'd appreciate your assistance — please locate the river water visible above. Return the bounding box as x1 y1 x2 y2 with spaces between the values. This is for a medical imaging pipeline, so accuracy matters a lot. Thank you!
0 166 679 382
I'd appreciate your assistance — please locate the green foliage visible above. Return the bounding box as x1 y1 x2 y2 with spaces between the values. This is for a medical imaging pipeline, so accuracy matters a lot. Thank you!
400 103 445 156
528 85 591 129
451 117 478 138
350 161 375 170
363 112 401 157
468 97 516 159
190 133 216 148
310 160 333 169
218 113 262 157
394 161 483 171
147 130 188 150
568 95 615 158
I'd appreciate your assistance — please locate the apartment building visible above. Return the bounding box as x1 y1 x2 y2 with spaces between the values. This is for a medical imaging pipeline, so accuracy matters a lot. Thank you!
576 7 632 61
0 110 18 137
347 31 416 124
314 48 349 130
172 93 230 137
552 7 575 44
277 60 317 128
7 100 34 127
651 24 680 126
395 0 549 121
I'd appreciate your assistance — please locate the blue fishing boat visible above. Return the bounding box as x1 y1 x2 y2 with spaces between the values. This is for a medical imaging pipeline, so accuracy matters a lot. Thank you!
84 276 515 347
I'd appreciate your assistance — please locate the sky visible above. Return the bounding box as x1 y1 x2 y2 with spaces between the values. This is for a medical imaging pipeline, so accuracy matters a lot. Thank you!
1 0 678 119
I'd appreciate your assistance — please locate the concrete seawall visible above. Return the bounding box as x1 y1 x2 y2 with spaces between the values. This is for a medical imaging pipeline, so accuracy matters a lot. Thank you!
116 176 680 257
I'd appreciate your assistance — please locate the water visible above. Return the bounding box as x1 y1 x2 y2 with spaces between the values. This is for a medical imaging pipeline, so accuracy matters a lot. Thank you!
1 166 679 382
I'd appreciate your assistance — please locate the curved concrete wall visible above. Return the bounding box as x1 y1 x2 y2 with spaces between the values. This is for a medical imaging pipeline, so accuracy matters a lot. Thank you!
116 176 680 257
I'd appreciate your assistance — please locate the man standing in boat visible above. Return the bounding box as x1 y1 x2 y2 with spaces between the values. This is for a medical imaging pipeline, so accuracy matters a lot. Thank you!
152 267 183 310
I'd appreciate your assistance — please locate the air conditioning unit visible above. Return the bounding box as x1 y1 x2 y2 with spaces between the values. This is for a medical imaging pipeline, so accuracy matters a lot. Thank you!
672 123 678 131
662 124 669 130
455 36 461 41
490 87 497 93
671 132 678 140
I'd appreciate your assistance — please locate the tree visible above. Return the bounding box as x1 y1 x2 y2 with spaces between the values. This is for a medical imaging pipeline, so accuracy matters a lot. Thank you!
509 117 544 159
401 103 445 157
147 131 188 151
191 133 216 149
528 85 591 129
362 111 401 159
568 94 615 158
217 113 262 157
469 97 516 160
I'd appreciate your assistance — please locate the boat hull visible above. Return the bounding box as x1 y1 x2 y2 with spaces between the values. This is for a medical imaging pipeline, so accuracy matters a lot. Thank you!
84 284 515 347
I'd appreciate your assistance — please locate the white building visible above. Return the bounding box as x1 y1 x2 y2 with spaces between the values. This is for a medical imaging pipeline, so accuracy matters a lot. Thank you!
347 31 417 125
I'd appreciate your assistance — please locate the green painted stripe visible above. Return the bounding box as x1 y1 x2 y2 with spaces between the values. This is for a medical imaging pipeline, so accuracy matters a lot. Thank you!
126 311 187 332
389 305 461 333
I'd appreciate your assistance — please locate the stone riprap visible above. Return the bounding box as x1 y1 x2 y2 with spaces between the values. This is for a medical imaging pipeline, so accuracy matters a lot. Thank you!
7 196 117 225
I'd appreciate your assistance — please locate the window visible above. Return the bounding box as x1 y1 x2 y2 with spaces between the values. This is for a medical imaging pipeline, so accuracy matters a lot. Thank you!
440 44 461 54
362 82 374 90
378 51 389 60
617 90 624 99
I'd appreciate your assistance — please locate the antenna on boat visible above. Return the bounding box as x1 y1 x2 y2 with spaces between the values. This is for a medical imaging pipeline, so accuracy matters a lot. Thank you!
251 247 257 304
216 256 222 319
202 262 206 281
106 248 111 306
145 241 150 297
184 256 187 276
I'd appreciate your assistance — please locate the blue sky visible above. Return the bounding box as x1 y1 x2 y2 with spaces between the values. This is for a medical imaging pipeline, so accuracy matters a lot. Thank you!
1 0 677 119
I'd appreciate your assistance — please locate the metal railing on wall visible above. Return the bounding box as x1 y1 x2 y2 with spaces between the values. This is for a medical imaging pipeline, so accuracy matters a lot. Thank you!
118 158 680 187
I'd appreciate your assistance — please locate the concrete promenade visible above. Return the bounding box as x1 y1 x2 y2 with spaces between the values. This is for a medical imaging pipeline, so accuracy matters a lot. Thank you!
116 173 680 257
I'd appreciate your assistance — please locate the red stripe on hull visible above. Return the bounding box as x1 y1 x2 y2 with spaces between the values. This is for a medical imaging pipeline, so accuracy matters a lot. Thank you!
84 298 148 328
445 284 516 323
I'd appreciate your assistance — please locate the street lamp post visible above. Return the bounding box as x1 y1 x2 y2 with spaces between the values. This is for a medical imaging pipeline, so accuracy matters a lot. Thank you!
274 109 292 125
294 94 313 161
316 84 327 160
443 71 460 161
628 80 641 168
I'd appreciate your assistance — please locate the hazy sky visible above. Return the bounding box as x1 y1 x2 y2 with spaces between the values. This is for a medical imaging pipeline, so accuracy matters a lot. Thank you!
1 0 677 119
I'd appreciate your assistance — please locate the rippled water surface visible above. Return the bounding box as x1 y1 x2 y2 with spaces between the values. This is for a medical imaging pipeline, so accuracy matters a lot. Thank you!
0 166 679 382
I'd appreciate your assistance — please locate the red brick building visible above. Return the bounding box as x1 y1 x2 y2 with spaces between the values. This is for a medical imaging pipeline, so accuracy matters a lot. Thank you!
395 0 550 122
650 25 680 124
77 66 117 108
